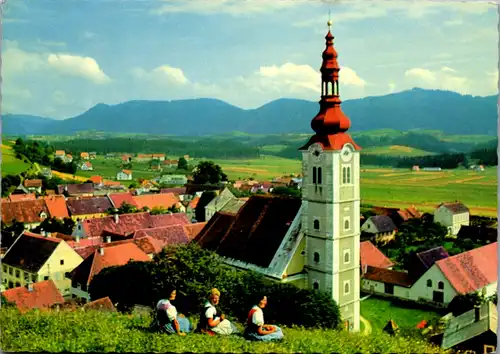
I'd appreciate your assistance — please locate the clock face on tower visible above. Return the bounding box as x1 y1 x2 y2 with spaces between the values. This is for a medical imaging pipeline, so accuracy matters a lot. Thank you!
341 145 353 162
310 145 322 162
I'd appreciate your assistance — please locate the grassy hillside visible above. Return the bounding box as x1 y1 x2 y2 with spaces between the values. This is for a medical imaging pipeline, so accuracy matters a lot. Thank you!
362 145 436 157
1 142 32 176
0 307 446 353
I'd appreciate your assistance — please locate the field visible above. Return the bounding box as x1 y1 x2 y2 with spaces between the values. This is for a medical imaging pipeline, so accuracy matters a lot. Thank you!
1 142 32 176
361 145 436 156
0 307 446 353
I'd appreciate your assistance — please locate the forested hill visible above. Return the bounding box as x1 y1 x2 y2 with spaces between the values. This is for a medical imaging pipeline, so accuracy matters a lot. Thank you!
3 88 497 136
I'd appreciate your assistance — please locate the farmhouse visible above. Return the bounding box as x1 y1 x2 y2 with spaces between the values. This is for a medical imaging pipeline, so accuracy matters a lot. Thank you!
152 153 165 161
57 183 95 197
1 231 83 297
434 202 470 236
89 152 97 159
55 150 66 160
69 243 150 302
441 302 497 353
159 174 187 185
1 199 50 229
8 193 36 202
136 154 153 162
108 192 138 209
361 266 415 300
163 159 179 168
80 161 93 171
80 152 90 160
1 280 65 312
117 170 133 181
360 215 397 244
408 246 449 278
89 175 104 187
24 179 42 193
360 241 394 269
43 195 70 219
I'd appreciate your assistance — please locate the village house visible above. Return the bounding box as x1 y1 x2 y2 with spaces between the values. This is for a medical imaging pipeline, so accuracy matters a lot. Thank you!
408 246 450 279
7 193 36 202
1 280 65 312
373 205 422 227
89 175 104 187
152 153 165 161
43 195 70 219
133 192 184 212
159 174 187 186
69 242 150 302
160 187 188 200
136 154 153 162
204 187 237 222
1 231 83 297
151 164 163 173
250 182 274 194
71 212 190 239
360 215 398 244
121 154 132 162
163 159 179 168
412 165 420 171
41 168 52 179
195 195 306 287
57 183 95 197
434 202 470 236
1 199 50 229
117 169 133 181
66 154 73 163
134 179 159 195
108 192 138 209
80 152 90 160
80 161 93 171
361 243 497 308
89 152 97 159
360 241 394 270
441 302 497 353
55 150 66 160
23 179 43 194
66 197 113 221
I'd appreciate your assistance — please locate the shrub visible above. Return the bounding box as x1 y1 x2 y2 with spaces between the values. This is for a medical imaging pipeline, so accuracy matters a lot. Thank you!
89 244 341 329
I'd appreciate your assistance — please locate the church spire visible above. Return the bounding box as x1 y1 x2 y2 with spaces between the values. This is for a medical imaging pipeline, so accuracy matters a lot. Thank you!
301 19 361 151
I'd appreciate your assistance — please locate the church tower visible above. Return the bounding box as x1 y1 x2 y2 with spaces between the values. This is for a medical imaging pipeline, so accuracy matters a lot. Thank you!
300 20 361 332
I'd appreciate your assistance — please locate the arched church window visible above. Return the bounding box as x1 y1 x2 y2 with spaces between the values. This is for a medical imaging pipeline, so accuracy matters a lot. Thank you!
342 167 346 184
327 82 333 96
313 252 320 263
427 279 432 287
313 219 320 230
346 166 351 183
344 219 350 230
438 281 444 290
344 281 350 295
344 250 350 264
317 167 322 184
313 281 319 290
312 167 317 184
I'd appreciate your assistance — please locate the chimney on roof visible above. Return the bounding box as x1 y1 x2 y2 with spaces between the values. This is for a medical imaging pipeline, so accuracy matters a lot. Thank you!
474 305 481 322
114 214 119 224
106 236 111 243
99 247 104 256
27 282 33 292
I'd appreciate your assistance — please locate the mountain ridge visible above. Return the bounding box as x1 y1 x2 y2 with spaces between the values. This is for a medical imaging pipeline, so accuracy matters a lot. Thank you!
3 88 497 136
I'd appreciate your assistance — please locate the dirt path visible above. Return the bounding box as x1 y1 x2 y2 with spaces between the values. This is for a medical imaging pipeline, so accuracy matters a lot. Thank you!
360 316 372 335
51 170 89 182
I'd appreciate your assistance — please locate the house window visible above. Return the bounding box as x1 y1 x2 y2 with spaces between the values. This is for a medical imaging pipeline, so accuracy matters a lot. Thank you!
60 260 64 265
426 279 432 287
15 270 20 278
32 275 37 282
438 281 444 290
317 167 322 184
342 167 346 184
44 276 49 281
484 345 496 353
344 217 351 231
78 225 82 230
8 267 12 275
313 252 320 263
313 281 319 290
384 283 394 295
343 280 350 295
343 250 350 264
313 219 320 230
15 282 21 288
312 167 317 184
342 166 352 184
2 265 6 273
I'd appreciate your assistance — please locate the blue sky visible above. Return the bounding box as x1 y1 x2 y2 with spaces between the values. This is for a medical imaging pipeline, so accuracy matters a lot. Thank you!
3 0 498 119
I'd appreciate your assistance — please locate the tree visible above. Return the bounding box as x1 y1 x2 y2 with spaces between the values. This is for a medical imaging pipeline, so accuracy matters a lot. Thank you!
195 190 217 222
107 203 139 215
33 217 75 235
192 161 228 185
1 219 26 248
177 157 188 170
271 186 301 198
448 292 487 316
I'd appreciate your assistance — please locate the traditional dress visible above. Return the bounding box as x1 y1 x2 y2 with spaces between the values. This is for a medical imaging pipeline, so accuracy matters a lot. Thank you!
244 305 284 342
198 301 239 335
156 299 191 334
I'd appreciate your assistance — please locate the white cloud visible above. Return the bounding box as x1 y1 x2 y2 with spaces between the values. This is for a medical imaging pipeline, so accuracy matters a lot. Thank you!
152 0 306 16
404 66 470 93
2 40 46 76
131 65 189 86
388 82 396 94
47 54 111 84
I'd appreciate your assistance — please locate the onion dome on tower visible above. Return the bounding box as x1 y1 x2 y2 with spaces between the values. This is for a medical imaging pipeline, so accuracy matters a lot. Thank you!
300 20 361 151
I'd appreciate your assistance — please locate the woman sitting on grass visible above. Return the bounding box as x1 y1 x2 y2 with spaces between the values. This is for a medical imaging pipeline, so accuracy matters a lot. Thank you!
244 295 284 342
197 288 239 335
156 288 191 336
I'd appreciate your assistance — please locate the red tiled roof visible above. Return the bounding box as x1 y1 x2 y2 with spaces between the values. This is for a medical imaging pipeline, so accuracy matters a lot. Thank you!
55 150 65 155
160 187 187 195
67 197 113 216
66 237 104 249
133 236 163 254
183 222 207 241
83 296 116 311
57 183 95 195
363 266 416 288
43 195 69 218
122 169 132 175
133 193 180 210
81 152 89 157
1 199 49 224
24 179 42 188
438 202 470 215
133 225 190 248
108 192 138 208
89 176 103 184
436 242 498 294
9 193 36 202
70 243 151 286
81 212 190 237
360 241 394 269
2 280 64 312
152 154 165 157
104 180 121 186
188 196 200 209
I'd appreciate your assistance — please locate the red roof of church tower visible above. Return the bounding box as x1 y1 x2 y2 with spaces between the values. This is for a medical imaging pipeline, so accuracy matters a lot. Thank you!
300 21 361 151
